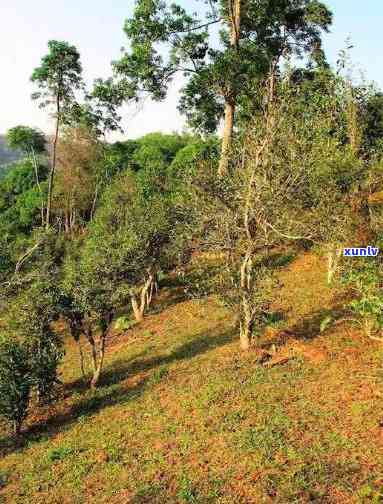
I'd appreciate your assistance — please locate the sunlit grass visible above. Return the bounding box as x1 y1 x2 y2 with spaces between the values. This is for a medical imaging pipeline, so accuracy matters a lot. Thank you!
1 253 383 502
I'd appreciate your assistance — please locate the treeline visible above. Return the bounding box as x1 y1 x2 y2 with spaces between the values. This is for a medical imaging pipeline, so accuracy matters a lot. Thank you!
0 0 383 436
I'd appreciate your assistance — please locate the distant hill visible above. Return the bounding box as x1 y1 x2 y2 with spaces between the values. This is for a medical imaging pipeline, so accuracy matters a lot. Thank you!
0 135 23 176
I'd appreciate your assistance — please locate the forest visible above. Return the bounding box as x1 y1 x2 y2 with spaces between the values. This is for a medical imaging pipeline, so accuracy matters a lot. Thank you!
1 0 383 502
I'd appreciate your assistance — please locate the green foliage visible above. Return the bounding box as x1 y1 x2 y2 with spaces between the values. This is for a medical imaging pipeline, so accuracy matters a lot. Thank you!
0 160 47 240
133 132 188 169
79 171 184 299
342 259 383 337
177 474 199 503
114 0 332 133
169 137 220 180
0 135 23 169
179 70 363 345
31 40 83 117
47 447 74 462
114 316 136 332
0 159 44 208
0 239 13 281
0 336 31 434
9 279 63 404
362 92 383 155
99 133 191 199
6 126 46 155
320 315 333 333
103 140 140 174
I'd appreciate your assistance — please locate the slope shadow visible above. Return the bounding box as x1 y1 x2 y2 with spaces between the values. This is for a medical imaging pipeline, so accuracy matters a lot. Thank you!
288 305 349 340
0 327 236 456
260 305 350 349
92 325 235 390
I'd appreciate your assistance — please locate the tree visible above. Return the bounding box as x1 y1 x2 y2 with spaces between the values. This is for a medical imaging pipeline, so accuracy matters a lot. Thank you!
6 125 45 159
9 280 63 404
0 337 31 435
62 245 115 389
185 68 359 350
31 40 83 229
54 125 104 233
113 0 332 176
60 165 192 386
6 126 46 225
0 160 48 243
362 92 383 155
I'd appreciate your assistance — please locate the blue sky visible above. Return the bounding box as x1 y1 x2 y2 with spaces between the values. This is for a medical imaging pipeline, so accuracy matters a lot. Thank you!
0 0 382 138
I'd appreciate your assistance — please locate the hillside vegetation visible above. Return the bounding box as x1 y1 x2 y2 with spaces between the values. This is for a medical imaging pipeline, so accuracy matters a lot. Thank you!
1 253 383 503
1 1 383 502
0 136 23 174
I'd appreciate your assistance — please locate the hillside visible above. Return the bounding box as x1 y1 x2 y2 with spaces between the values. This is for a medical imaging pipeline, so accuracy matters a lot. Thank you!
0 135 22 174
1 252 382 503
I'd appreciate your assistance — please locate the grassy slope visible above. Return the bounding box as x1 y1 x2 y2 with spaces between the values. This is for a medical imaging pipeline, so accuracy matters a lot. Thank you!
1 253 383 503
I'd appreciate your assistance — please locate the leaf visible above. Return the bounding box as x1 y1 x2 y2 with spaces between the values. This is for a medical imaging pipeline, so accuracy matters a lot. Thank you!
320 315 332 333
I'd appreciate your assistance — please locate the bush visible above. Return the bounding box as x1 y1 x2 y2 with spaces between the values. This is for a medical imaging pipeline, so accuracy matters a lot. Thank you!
0 337 31 435
9 279 63 404
342 260 383 338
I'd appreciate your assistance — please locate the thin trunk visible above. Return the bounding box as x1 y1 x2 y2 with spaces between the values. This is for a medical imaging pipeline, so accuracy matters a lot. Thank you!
239 251 253 351
77 338 86 380
131 294 144 322
30 146 44 226
327 247 342 285
46 95 60 230
346 86 361 156
14 240 42 274
64 211 70 234
70 208 76 234
90 330 107 389
140 274 153 313
147 277 155 308
131 274 155 322
30 146 41 191
218 0 241 177
13 420 21 437
239 320 251 351
90 185 99 221
85 325 98 373
218 100 235 177
90 314 112 389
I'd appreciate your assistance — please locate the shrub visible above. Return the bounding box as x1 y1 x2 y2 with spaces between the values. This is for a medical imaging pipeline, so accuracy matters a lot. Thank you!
342 260 383 338
0 337 31 435
9 280 63 404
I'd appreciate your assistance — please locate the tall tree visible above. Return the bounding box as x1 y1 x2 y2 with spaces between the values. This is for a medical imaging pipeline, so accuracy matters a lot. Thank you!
113 0 332 176
31 40 83 229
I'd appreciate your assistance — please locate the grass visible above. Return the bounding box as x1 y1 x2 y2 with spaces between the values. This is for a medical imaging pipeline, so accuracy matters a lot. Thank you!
1 252 383 502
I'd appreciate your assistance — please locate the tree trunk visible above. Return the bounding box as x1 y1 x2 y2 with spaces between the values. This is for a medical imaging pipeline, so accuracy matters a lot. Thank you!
13 419 21 437
64 210 70 234
85 325 98 373
77 338 86 380
327 247 342 285
46 95 60 230
218 100 235 177
90 185 99 222
90 314 112 389
30 146 44 226
239 285 253 351
239 318 252 351
130 273 156 322
90 331 106 389
131 294 144 322
218 0 241 177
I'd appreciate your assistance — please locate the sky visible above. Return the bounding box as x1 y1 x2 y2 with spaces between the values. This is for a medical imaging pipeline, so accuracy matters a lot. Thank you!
0 0 382 139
